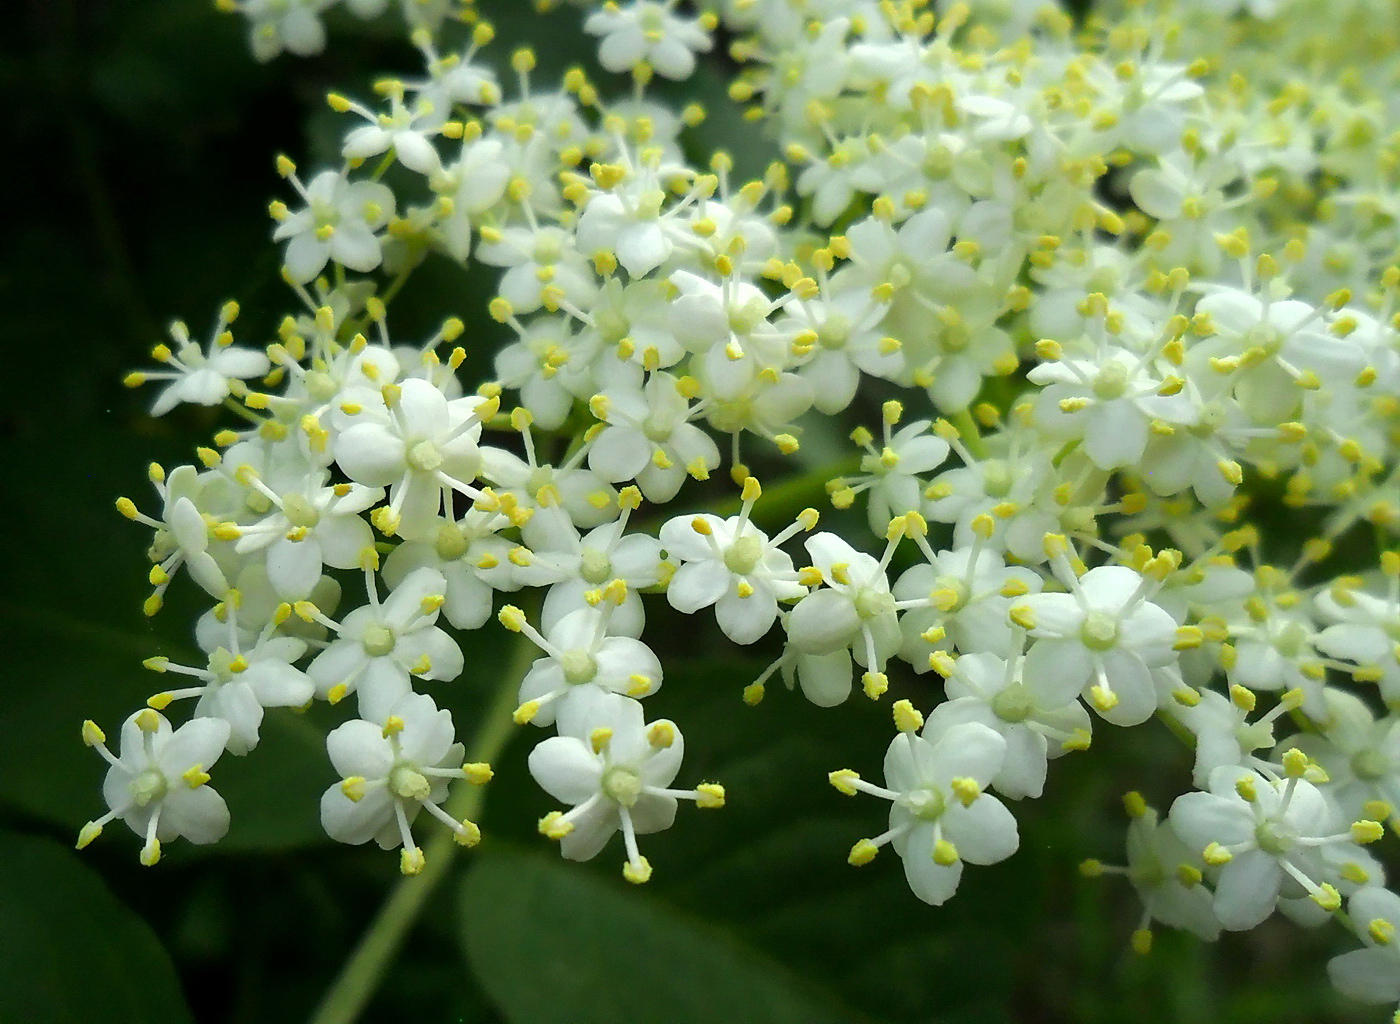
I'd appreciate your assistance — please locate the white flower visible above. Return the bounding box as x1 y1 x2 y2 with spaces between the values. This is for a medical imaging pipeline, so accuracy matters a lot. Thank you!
923 427 1059 563
478 412 620 530
659 479 811 645
132 303 270 417
1087 800 1220 948
223 442 382 599
118 463 234 608
1014 556 1179 726
926 649 1091 799
832 709 1019 906
529 693 723 882
1190 284 1363 423
1329 887 1400 1009
503 598 663 727
79 711 232 865
1028 343 1197 470
831 405 951 533
1179 686 1302 788
1314 563 1400 701
493 315 604 430
271 168 396 285
785 529 904 698
335 85 444 176
477 224 598 316
892 541 1043 671
783 286 901 414
1278 689 1400 824
583 1 714 80
1169 762 1357 931
320 693 483 874
575 163 682 278
143 616 312 756
334 378 496 540
230 0 334 63
666 270 786 400
431 137 512 262
587 373 721 503
382 510 521 631
514 497 666 638
304 567 463 722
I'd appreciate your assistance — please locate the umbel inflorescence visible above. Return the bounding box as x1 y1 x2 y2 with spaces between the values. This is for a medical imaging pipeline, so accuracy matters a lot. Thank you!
86 0 1400 1015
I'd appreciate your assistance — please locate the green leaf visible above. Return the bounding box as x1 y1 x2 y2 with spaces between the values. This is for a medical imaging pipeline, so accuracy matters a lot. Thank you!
0 829 194 1024
459 853 865 1024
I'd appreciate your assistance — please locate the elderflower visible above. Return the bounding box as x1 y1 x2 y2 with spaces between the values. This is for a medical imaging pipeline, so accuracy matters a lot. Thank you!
79 711 232 865
529 693 723 882
832 705 1019 906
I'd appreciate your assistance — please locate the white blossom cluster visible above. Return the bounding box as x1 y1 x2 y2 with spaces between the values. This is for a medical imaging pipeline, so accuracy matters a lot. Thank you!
84 0 1400 1014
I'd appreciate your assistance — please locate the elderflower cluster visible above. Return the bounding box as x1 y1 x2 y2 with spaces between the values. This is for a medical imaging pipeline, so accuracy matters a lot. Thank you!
84 0 1400 1014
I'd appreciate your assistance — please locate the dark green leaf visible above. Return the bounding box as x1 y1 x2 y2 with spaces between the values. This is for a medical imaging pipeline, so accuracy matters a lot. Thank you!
0 829 194 1024
460 852 865 1024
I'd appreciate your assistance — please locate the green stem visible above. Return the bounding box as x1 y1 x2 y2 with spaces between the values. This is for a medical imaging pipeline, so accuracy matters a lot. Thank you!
951 409 987 460
222 397 265 425
306 632 536 1024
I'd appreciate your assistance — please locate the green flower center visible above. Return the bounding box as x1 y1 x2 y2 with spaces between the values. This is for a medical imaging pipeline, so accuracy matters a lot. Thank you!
1079 611 1120 651
603 766 643 808
723 534 764 576
362 624 397 658
992 682 1034 723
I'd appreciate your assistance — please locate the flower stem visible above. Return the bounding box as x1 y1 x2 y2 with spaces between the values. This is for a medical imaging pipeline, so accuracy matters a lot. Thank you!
306 630 537 1024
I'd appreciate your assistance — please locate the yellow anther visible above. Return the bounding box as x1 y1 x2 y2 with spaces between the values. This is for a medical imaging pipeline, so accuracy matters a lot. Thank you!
76 821 104 850
892 699 924 733
1089 686 1118 712
928 651 957 678
829 768 860 796
1061 729 1093 752
862 672 889 699
647 722 677 749
1352 820 1385 844
1202 842 1233 866
134 708 161 733
453 819 482 848
589 727 613 753
1282 748 1310 778
1009 605 1036 630
1311 883 1342 912
538 811 573 840
950 777 981 806
623 856 653 884
1123 792 1148 818
400 847 426 876
933 839 959 866
1172 626 1203 651
696 783 726 809
848 839 879 866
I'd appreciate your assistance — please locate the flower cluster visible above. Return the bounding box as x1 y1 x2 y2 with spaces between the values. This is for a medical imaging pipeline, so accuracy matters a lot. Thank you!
83 0 1400 1015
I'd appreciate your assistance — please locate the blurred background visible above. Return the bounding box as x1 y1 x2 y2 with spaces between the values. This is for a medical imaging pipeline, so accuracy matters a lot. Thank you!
0 1 1378 1021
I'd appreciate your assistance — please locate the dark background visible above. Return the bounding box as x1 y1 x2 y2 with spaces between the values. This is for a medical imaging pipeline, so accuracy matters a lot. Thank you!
0 1 1375 1021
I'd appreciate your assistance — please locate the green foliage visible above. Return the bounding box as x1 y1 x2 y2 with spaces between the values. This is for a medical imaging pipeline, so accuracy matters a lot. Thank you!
0 830 194 1024
462 854 859 1024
